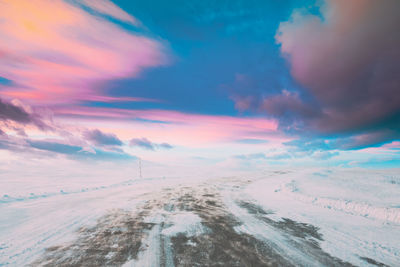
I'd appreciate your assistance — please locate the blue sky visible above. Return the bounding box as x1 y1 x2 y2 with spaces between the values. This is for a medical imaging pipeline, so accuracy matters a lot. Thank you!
96 0 311 115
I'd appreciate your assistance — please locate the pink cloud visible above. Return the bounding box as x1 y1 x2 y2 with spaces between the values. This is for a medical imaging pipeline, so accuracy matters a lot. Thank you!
0 0 168 104
81 95 161 103
52 106 283 145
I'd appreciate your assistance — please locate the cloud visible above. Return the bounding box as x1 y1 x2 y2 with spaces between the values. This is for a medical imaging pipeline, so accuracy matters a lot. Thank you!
259 90 318 131
53 106 281 146
275 0 400 134
332 130 400 150
281 128 400 153
284 138 331 152
83 129 122 146
129 137 173 151
0 98 50 130
78 0 141 25
158 143 173 149
130 137 154 150
312 151 339 160
0 106 134 159
233 153 266 160
28 140 83 155
82 95 161 103
282 138 341 159
283 128 400 152
0 136 134 161
0 98 136 160
27 139 134 160
233 152 292 161
233 0 400 149
0 98 32 123
236 138 268 144
0 0 167 104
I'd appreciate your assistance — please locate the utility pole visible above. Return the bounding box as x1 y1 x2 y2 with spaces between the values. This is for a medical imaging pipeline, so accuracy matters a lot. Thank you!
139 158 142 179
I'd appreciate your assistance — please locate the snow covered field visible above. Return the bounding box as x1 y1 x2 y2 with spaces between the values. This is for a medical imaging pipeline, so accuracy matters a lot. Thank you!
242 168 400 266
1 168 399 266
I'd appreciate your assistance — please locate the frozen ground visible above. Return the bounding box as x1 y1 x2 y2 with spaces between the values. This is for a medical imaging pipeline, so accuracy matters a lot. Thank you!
0 168 399 266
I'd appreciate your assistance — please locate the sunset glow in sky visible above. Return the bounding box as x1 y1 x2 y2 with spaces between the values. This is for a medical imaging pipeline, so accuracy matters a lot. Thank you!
1 0 399 173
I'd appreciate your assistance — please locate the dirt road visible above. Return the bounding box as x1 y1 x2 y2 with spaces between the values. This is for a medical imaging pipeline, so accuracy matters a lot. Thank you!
30 175 372 267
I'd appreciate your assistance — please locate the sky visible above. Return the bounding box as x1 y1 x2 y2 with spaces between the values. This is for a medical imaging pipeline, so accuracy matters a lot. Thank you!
0 0 399 175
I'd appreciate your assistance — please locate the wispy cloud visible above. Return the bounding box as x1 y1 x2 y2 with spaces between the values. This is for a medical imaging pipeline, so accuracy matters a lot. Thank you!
77 0 141 25
235 139 268 144
129 137 173 151
81 95 161 103
26 139 134 160
0 0 168 104
53 106 282 146
0 129 133 161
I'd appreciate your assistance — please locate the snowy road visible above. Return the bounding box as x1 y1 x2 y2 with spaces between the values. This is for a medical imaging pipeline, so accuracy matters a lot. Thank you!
1 170 400 266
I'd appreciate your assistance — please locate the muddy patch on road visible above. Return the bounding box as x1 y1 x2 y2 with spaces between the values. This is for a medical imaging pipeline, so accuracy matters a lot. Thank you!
168 187 293 267
31 207 154 266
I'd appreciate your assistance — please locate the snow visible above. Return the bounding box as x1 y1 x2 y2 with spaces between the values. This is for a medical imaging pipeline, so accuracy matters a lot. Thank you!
127 211 205 267
0 175 192 266
276 180 400 223
161 212 206 237
244 168 400 266
229 202 321 266
1 167 399 266
128 214 164 267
